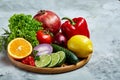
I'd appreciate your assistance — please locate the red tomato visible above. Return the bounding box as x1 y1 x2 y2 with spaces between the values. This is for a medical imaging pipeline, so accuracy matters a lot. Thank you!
36 30 52 44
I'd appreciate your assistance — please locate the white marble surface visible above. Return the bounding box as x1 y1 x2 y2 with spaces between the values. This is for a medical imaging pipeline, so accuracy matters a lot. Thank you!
0 0 120 80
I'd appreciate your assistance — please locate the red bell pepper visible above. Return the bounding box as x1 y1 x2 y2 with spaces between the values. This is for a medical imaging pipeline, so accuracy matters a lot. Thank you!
61 17 90 39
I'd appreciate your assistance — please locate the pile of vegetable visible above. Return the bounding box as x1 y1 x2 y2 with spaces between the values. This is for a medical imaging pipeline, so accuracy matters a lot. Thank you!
0 10 93 68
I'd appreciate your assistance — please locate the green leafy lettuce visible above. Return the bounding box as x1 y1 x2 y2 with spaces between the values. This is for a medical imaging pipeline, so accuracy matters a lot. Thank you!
5 13 42 48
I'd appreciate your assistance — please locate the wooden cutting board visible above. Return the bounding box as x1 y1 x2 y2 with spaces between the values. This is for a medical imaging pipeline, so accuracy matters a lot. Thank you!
8 53 92 74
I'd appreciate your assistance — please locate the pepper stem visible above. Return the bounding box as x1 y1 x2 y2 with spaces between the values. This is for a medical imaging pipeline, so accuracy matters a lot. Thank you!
62 17 75 25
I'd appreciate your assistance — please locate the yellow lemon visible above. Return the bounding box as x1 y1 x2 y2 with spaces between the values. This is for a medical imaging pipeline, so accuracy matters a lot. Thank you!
67 35 93 58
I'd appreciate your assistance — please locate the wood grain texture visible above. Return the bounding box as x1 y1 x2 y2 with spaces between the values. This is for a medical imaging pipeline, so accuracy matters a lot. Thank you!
8 54 92 74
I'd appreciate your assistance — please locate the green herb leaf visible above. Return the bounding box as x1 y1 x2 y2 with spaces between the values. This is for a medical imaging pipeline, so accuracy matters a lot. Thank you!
33 50 38 56
35 56 40 61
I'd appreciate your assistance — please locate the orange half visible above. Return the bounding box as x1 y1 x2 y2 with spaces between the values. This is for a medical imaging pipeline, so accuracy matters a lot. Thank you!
7 38 32 59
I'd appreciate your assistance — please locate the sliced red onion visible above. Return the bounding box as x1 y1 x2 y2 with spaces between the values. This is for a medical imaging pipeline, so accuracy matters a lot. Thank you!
34 43 53 56
36 50 51 56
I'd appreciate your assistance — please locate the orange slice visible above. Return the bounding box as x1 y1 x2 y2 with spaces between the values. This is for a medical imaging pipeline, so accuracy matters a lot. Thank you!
7 38 32 59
